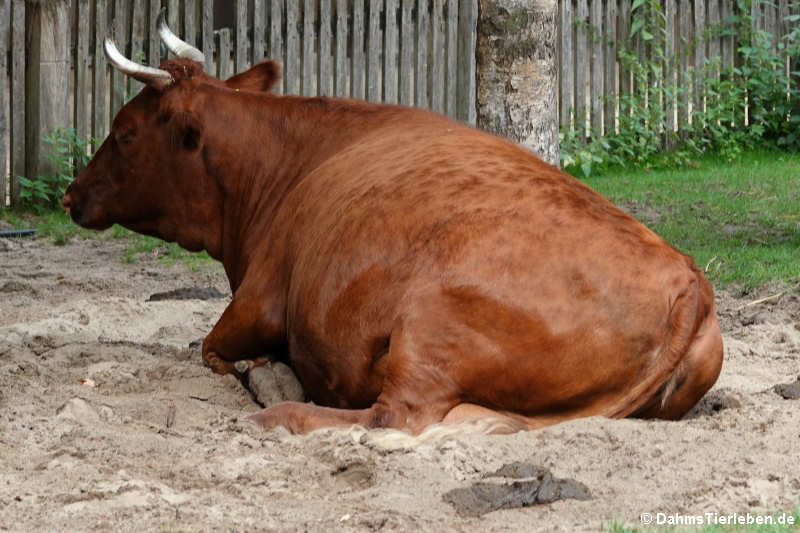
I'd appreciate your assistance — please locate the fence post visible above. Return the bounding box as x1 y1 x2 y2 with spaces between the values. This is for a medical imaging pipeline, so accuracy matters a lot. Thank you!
1 0 9 205
476 0 559 166
25 0 72 189
457 0 477 124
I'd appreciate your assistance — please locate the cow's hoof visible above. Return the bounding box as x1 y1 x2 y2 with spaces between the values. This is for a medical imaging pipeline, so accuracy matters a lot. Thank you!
248 402 307 433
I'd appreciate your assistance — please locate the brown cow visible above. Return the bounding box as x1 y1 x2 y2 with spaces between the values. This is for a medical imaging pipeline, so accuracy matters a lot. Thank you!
62 20 723 435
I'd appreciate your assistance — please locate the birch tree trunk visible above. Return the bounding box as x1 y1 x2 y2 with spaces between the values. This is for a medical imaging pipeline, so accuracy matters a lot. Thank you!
476 0 559 166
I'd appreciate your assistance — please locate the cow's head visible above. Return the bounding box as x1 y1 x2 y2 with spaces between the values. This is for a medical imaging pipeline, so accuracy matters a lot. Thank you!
62 11 279 255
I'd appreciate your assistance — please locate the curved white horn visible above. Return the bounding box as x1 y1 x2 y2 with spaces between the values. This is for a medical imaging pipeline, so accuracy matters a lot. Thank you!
104 38 174 89
157 9 205 62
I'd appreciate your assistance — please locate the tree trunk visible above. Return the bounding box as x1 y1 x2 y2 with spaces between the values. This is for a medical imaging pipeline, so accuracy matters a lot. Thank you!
476 0 559 166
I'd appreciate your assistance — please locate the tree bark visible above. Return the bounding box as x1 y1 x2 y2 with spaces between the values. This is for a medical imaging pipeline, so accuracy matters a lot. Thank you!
476 0 559 166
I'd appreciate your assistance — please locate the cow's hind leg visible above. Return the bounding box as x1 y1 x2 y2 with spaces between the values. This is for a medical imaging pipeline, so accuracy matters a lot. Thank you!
249 319 462 434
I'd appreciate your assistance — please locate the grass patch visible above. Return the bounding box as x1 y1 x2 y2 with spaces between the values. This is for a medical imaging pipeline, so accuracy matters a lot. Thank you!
583 149 800 288
0 208 215 272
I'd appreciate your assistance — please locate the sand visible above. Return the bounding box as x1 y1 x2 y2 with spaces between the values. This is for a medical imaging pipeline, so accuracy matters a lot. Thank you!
1 236 798 532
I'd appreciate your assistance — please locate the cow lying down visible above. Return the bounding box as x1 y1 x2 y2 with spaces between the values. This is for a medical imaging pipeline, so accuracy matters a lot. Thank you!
62 17 723 436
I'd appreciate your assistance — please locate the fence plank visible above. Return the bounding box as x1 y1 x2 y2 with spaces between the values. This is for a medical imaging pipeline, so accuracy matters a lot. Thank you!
10 0 23 205
168 0 179 34
352 0 365 99
185 0 196 46
604 0 616 135
1 0 8 202
590 0 603 134
560 0 573 126
286 2 300 94
778 0 789 39
708 0 720 68
618 0 631 98
270 0 284 93
445 0 457 117
399 0 413 105
92 0 107 142
765 0 776 54
575 0 589 138
694 0 706 115
335 0 348 96
218 28 232 79
430 0 445 113
457 0 477 124
130 0 146 94
303 0 316 95
74 0 90 165
665 0 676 138
679 0 690 129
202 0 213 72
416 0 429 108
319 0 333 96
149 0 160 66
384 0 398 103
367 0 381 102
721 0 733 74
253 0 265 63
111 0 128 117
236 0 249 73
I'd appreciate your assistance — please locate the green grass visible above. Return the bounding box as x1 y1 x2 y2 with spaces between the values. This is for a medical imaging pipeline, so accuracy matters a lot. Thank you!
583 149 800 288
0 208 216 271
606 507 800 532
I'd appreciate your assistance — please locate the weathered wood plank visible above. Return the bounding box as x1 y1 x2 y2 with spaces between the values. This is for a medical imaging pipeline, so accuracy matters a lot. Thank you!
590 0 603 134
303 0 316 95
319 0 333 96
694 0 705 116
168 0 179 34
335 0 348 96
111 0 129 116
286 1 300 94
618 0 631 98
416 0 429 108
74 0 91 167
10 0 24 205
202 0 214 72
253 0 266 62
92 0 107 142
721 0 733 74
130 0 146 94
236 0 249 73
149 0 160 66
400 0 413 105
765 0 776 54
445 0 457 117
665 0 677 138
270 0 284 93
0 0 9 202
679 0 690 129
604 0 617 135
778 0 790 39
218 28 232 79
560 0 574 127
367 0 381 102
185 0 196 47
575 0 589 138
383 0 398 104
457 0 477 124
430 0 445 113
352 0 365 99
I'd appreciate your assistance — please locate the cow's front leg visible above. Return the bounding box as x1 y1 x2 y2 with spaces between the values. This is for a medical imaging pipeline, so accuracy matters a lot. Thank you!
202 293 284 376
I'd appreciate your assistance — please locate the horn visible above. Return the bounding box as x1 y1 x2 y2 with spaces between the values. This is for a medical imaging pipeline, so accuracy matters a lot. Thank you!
157 8 205 63
104 38 174 89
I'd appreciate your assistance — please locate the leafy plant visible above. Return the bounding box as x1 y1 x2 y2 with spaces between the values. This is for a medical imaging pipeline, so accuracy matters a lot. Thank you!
18 128 95 212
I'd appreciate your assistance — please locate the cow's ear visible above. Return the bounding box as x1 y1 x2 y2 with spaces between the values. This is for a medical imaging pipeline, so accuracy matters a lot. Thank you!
225 60 281 92
170 111 204 152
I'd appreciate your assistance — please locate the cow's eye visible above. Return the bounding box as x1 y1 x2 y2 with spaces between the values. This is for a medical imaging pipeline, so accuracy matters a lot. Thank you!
116 129 137 146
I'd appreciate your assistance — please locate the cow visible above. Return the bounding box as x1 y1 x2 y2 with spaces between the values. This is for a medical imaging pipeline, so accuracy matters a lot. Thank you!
62 14 723 436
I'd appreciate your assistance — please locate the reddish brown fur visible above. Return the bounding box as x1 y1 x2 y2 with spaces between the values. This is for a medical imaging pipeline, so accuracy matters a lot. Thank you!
63 59 723 434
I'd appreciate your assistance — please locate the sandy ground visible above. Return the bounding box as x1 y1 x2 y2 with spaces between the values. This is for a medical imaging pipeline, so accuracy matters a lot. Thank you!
1 235 798 532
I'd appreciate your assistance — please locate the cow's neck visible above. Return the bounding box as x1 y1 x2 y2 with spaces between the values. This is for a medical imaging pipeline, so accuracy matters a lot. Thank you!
208 93 391 291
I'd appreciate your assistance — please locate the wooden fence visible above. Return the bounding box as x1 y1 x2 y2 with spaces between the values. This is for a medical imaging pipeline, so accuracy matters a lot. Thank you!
0 0 478 207
559 0 800 137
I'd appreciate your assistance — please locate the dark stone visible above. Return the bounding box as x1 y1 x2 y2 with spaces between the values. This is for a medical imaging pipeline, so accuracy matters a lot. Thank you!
773 378 800 400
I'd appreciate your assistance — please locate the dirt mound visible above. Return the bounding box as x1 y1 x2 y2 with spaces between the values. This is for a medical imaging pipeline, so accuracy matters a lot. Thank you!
1 238 798 531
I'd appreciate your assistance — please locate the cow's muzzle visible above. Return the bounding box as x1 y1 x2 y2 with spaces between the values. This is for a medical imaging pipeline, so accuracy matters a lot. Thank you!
61 184 83 225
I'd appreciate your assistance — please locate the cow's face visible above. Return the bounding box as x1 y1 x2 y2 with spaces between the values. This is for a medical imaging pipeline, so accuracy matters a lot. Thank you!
62 56 280 246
